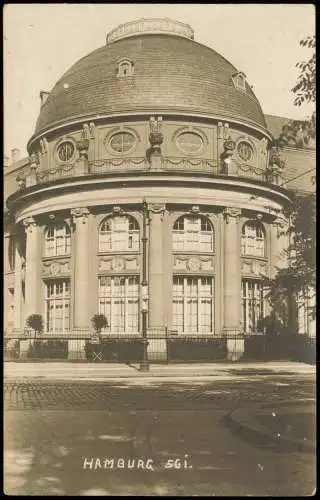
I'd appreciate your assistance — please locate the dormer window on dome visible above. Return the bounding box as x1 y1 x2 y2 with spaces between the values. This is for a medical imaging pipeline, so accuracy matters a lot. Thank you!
117 58 134 77
232 71 247 91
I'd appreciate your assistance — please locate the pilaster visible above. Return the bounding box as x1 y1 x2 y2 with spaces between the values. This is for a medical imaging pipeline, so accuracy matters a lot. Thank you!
147 202 166 331
71 207 90 330
23 217 41 320
222 207 243 360
13 243 23 330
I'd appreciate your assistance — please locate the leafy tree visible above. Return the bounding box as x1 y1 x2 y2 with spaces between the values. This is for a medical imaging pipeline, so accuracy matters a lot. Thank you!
292 35 315 107
265 191 316 330
265 35 316 333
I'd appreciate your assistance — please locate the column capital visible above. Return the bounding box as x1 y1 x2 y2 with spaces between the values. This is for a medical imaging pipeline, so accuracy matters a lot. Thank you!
272 216 286 228
223 207 241 223
71 207 90 224
147 202 166 221
22 217 37 233
147 202 166 213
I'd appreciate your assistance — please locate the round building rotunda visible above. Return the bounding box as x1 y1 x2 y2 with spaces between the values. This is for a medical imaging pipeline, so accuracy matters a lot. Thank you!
5 18 292 363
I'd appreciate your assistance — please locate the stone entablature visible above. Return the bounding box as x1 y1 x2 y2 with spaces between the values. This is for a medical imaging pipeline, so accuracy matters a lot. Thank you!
106 18 194 44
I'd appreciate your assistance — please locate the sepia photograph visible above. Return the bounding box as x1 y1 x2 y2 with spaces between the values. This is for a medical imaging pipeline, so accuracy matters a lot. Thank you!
3 3 316 496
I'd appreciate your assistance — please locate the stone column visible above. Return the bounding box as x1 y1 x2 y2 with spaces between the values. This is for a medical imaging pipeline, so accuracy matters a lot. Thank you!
4 234 11 332
70 207 90 359
13 243 23 331
21 217 40 358
147 203 166 360
222 207 243 360
23 217 40 318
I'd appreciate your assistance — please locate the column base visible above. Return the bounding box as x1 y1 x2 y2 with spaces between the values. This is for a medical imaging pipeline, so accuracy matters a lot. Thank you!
226 337 244 361
19 340 31 359
68 339 86 361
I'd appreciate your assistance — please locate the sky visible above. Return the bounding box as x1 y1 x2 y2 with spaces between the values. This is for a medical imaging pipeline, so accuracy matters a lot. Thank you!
3 3 315 158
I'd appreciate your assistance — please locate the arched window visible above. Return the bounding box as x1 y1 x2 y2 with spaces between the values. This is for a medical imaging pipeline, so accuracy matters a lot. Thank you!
241 221 265 257
44 223 71 257
173 215 214 252
99 215 139 252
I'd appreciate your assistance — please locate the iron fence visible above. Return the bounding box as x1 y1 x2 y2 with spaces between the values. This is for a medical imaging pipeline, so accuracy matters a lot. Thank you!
3 331 316 364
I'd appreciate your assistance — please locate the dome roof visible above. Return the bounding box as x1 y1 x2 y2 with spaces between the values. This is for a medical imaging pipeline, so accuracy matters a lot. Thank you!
32 18 267 141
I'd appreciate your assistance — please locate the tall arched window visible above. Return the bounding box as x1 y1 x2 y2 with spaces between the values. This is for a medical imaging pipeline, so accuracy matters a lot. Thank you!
99 215 139 252
44 223 71 257
241 221 265 257
173 215 214 252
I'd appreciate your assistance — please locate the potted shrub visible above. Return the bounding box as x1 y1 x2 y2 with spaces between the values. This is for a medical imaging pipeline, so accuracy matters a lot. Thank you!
26 314 44 335
91 314 108 338
87 314 108 361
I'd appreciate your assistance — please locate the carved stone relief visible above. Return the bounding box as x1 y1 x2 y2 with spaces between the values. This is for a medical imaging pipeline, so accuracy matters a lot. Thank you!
174 256 214 272
241 259 267 276
42 260 71 276
99 256 139 272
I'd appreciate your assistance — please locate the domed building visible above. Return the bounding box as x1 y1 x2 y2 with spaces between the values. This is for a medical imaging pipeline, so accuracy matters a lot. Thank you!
4 19 315 363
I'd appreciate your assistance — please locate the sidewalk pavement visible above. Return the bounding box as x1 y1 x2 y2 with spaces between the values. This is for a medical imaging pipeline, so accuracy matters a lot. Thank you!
4 361 316 382
225 399 316 453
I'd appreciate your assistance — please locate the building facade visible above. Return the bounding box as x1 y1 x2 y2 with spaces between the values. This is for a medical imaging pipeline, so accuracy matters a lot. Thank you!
4 19 315 362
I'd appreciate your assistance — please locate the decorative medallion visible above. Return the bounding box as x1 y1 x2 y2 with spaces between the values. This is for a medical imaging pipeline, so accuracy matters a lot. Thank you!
187 258 201 272
237 141 254 162
50 262 60 276
112 258 125 271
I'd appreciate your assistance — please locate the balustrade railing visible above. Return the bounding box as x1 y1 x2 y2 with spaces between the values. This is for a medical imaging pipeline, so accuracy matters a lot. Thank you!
18 156 276 189
88 157 149 174
161 157 219 174
36 163 76 184
236 163 267 182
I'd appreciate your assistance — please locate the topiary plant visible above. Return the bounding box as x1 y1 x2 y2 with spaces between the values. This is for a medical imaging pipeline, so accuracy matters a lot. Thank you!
26 314 44 335
91 314 108 335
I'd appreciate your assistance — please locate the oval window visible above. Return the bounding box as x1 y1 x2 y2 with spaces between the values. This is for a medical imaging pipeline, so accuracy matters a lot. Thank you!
57 141 75 162
237 141 254 162
176 132 203 155
109 132 136 154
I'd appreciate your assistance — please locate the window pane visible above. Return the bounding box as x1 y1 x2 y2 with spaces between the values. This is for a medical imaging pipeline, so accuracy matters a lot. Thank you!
173 216 213 252
98 276 139 333
241 279 264 333
99 216 139 252
45 279 70 333
172 276 213 334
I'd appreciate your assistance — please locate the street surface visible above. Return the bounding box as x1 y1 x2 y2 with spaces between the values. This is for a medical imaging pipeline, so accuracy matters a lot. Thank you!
4 373 316 496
